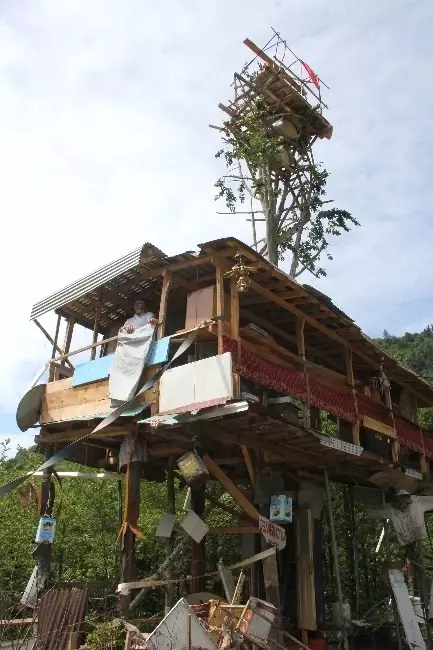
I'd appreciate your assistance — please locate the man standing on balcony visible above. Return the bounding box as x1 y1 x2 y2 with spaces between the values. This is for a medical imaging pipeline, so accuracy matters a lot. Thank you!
110 298 158 406
121 298 158 333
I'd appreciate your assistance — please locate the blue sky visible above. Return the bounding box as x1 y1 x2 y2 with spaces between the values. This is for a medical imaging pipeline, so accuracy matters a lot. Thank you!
1 0 433 454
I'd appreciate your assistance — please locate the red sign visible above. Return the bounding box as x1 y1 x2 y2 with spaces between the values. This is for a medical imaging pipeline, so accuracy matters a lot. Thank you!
259 515 286 550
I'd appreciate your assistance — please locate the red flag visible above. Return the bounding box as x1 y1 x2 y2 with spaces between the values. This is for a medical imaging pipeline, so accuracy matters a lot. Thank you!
300 60 320 90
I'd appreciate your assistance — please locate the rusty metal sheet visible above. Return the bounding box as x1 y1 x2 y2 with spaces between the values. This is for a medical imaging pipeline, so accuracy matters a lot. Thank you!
36 587 88 650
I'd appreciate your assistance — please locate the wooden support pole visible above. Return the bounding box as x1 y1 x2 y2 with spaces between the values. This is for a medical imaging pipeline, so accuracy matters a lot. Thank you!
49 314 62 382
296 317 310 427
296 317 305 359
119 461 144 617
324 470 349 650
61 317 75 367
34 319 74 370
158 271 172 340
165 458 175 612
241 446 255 486
152 271 172 416
215 265 224 354
345 348 361 446
203 454 260 521
191 483 206 593
230 275 240 398
129 499 219 612
91 292 102 360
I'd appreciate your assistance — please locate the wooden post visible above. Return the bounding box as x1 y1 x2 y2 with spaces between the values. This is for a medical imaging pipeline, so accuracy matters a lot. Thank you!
215 265 224 354
165 458 175 612
158 271 172 340
230 275 240 398
91 292 102 360
150 271 172 417
296 318 310 427
241 446 255 486
119 460 144 616
49 314 62 382
190 483 206 593
61 317 75 368
345 348 361 446
324 470 349 650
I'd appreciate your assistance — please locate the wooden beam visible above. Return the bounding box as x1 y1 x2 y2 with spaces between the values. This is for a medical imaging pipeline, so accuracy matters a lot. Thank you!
250 280 349 350
205 493 249 521
203 454 260 522
100 286 133 317
243 38 302 93
138 251 233 281
215 265 225 354
241 445 255 486
34 319 74 370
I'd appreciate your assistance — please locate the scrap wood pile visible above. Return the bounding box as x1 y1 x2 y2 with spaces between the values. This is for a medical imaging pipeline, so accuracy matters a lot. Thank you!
123 595 300 650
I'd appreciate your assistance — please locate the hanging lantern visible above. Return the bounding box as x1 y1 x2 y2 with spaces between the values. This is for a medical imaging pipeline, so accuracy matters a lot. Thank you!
224 251 257 293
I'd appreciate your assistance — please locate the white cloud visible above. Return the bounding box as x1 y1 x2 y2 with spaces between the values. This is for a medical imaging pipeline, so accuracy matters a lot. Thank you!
0 0 432 431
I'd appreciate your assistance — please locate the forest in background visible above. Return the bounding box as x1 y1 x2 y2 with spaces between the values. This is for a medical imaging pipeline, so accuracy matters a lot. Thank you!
1 326 433 637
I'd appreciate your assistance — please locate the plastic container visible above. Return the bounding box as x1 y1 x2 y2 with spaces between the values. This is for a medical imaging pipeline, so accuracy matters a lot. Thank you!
270 494 292 523
35 516 56 543
177 451 209 486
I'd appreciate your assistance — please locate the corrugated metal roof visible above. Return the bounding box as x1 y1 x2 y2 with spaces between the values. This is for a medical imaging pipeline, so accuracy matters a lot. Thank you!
30 243 166 321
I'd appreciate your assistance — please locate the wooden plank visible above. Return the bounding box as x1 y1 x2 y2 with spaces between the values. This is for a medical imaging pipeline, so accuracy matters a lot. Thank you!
45 377 73 394
209 527 260 534
203 454 260 522
215 265 224 354
363 416 395 438
241 445 255 486
34 319 74 369
231 275 240 398
263 552 281 615
40 374 155 424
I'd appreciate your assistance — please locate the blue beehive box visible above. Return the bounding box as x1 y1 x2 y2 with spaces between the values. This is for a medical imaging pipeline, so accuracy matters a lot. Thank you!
269 495 292 523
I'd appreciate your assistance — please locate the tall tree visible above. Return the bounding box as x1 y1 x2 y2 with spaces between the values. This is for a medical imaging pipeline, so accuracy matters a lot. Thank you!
215 96 358 276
